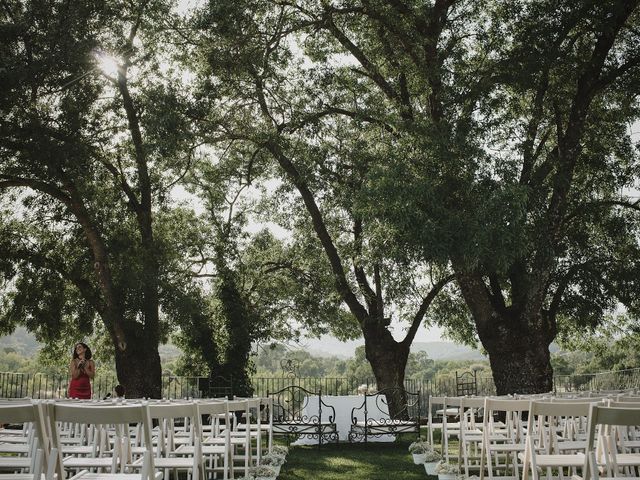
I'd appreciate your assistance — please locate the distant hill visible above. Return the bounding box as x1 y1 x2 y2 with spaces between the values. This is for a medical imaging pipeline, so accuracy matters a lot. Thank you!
411 342 486 361
303 336 487 361
0 328 181 362
0 328 555 363
0 327 41 356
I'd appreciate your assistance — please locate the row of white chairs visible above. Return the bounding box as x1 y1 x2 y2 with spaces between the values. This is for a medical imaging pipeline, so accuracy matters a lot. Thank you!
427 394 640 480
0 396 274 480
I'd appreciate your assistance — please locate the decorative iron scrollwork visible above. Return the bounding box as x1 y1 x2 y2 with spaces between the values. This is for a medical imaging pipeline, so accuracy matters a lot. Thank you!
280 358 300 378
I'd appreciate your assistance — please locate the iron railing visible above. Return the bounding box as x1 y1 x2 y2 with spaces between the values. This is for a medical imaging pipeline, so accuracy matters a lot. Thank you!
0 371 491 401
553 368 640 393
2 368 639 402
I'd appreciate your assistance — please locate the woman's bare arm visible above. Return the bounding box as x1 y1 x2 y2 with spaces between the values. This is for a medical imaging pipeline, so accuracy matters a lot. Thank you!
84 359 96 379
69 359 82 379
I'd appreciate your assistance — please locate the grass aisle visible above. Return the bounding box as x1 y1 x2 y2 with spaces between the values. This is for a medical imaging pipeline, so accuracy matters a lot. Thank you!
278 438 427 480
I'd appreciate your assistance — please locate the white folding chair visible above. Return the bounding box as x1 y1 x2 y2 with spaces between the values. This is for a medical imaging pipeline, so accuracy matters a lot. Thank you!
607 401 640 453
521 401 594 480
460 396 486 477
192 400 231 480
581 405 640 479
230 398 262 465
225 400 251 478
441 397 462 462
428 396 446 450
43 401 160 480
481 398 530 480
130 401 203 480
0 402 55 479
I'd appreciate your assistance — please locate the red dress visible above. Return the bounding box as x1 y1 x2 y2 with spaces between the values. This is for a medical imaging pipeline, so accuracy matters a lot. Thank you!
68 370 92 399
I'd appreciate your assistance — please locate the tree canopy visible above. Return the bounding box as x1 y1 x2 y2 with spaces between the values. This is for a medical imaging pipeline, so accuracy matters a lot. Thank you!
1 0 639 396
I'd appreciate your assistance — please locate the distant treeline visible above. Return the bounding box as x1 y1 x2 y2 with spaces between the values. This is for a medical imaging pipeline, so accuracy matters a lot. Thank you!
2 333 638 383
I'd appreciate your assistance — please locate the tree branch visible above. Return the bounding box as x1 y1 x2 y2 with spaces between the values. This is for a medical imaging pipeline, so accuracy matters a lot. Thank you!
402 273 455 346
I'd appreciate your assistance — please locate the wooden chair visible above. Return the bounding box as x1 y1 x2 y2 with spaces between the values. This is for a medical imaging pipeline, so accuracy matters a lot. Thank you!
0 402 56 479
190 400 231 480
226 399 252 478
43 401 160 480
230 398 263 465
460 396 486 477
521 401 594 480
428 396 447 450
580 405 640 479
130 401 203 480
441 396 462 463
480 398 530 480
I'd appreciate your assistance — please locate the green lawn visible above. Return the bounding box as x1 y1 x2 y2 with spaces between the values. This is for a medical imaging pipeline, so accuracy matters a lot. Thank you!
277 436 431 480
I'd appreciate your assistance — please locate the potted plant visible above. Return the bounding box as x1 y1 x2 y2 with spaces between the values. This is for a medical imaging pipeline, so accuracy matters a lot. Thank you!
250 464 278 480
423 450 443 475
435 461 459 480
408 439 433 465
262 453 286 476
271 445 289 457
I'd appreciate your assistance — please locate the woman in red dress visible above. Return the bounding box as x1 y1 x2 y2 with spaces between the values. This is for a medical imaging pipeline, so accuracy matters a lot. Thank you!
68 342 95 399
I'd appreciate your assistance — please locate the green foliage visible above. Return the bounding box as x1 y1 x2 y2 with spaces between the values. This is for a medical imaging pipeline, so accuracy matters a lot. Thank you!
253 343 490 384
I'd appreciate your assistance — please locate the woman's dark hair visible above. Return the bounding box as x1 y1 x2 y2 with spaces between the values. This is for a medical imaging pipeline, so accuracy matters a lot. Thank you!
72 342 92 360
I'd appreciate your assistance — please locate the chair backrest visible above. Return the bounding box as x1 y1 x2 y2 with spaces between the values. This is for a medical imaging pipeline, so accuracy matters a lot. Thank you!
550 396 608 403
460 396 485 431
483 398 530 443
365 387 420 421
456 370 478 396
147 401 201 456
614 396 640 403
0 402 49 477
44 401 155 480
195 399 231 446
207 374 234 399
583 404 640 480
267 385 319 422
0 402 40 424
528 400 594 453
609 400 640 408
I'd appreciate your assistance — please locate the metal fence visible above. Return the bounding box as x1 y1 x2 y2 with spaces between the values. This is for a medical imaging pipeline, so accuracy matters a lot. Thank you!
3 368 639 402
553 368 640 393
0 372 207 401
0 371 494 401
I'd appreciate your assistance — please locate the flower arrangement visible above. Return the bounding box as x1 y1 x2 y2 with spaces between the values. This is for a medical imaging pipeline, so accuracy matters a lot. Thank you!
435 462 460 475
262 453 286 467
271 445 289 456
424 449 443 462
250 465 278 478
408 438 433 454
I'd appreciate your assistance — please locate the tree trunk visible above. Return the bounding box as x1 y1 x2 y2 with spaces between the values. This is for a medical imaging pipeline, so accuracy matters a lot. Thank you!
113 324 163 399
216 254 254 398
363 323 410 418
478 311 555 395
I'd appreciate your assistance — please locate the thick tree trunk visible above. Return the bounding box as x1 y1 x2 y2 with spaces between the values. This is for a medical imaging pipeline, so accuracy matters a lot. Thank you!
114 324 162 399
363 323 410 418
216 254 254 398
478 312 555 395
